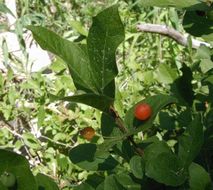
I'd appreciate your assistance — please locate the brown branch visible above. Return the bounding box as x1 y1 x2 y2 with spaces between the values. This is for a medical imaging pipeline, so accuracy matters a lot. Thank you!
137 23 211 49
109 106 144 156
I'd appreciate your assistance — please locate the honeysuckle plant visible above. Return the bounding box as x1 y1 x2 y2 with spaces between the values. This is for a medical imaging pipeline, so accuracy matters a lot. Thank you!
0 1 213 189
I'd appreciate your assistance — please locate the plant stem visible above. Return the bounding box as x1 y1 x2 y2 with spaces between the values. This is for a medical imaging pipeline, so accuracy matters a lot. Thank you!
109 106 144 156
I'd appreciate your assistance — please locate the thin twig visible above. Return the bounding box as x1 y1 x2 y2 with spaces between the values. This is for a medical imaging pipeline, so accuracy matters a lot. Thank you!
39 135 73 148
137 23 211 49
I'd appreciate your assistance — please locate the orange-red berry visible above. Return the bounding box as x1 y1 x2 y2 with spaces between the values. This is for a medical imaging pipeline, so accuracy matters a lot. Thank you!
80 127 95 141
134 103 152 121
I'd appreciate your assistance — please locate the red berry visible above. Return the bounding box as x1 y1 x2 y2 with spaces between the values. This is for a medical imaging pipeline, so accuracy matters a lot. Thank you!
80 127 95 141
134 103 152 121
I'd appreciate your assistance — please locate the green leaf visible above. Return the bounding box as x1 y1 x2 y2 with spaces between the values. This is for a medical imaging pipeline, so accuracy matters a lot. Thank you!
49 93 114 113
104 175 124 190
129 156 144 179
155 64 178 84
22 133 42 150
171 63 194 106
36 173 59 190
101 113 122 138
69 143 118 171
27 25 98 93
200 59 213 74
70 20 88 36
87 5 125 93
178 114 204 167
189 163 212 190
37 105 45 127
183 9 213 42
28 5 124 97
145 152 187 186
124 94 177 136
0 149 37 190
143 140 172 161
158 111 176 130
114 173 141 190
139 0 202 8
195 46 211 60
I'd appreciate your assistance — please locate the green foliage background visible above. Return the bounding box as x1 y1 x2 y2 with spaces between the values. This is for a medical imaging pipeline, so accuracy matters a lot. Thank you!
0 0 212 189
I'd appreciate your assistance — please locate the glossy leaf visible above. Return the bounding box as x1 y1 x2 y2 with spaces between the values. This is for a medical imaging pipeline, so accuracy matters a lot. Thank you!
0 149 37 190
36 173 59 190
178 114 204 167
124 94 177 136
189 163 212 190
87 5 124 93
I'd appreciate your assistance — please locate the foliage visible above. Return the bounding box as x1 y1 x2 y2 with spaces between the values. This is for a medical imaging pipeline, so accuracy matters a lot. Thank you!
0 0 213 189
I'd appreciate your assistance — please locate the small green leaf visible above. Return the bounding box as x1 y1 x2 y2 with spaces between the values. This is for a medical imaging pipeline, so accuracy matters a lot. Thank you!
36 173 59 190
70 20 88 36
129 156 144 179
195 46 211 60
155 64 178 84
200 59 213 74
37 105 45 127
189 163 212 190
22 133 41 150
